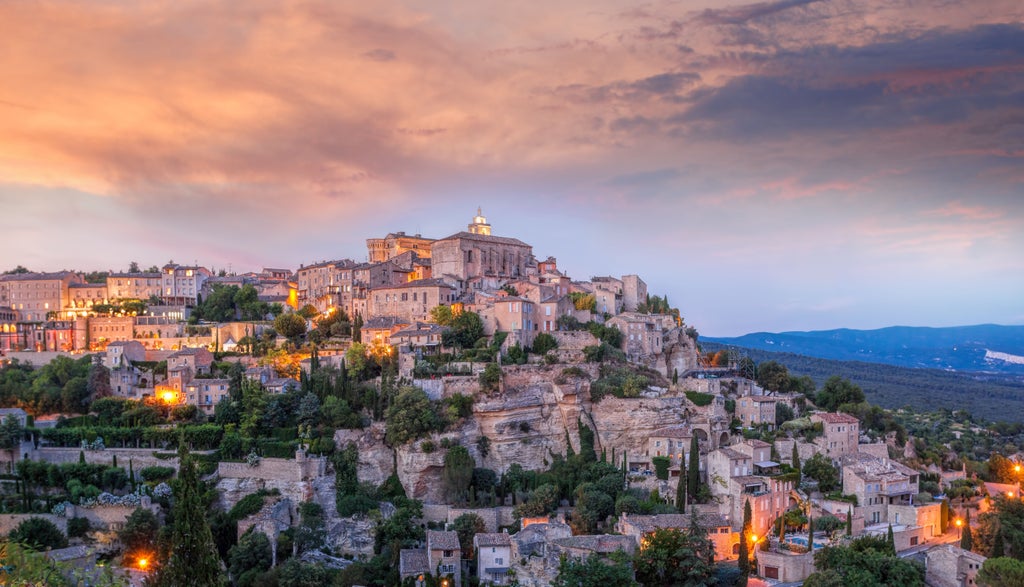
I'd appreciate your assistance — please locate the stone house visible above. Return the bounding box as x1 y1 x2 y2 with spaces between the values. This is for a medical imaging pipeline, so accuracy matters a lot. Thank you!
616 512 735 561
105 340 146 368
811 412 860 458
106 272 163 301
606 312 676 362
426 530 461 585
922 544 986 587
88 316 134 348
0 271 83 322
185 378 231 415
841 453 920 525
473 532 513 585
65 282 108 316
736 396 778 430
390 322 444 352
296 259 356 315
160 263 211 306
491 296 537 348
647 425 696 472
360 316 410 348
367 279 457 324
399 549 430 584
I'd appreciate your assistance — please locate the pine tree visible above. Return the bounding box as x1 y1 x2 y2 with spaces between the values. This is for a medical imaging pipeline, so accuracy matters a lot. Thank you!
887 523 896 555
687 435 700 501
154 441 225 586
676 478 686 513
961 509 974 551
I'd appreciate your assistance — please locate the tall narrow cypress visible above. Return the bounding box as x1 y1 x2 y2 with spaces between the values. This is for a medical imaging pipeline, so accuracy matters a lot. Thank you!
687 435 700 500
961 509 973 551
676 478 686 513
792 443 801 479
846 506 853 536
154 441 225 586
887 523 896 555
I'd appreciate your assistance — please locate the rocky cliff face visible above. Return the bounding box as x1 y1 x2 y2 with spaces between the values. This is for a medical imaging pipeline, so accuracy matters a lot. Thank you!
335 423 395 486
325 362 716 503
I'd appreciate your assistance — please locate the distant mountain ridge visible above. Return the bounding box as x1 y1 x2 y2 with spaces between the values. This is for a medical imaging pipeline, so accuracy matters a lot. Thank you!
704 324 1024 374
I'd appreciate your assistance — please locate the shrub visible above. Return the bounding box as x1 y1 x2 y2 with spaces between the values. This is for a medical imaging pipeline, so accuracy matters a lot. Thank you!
67 516 90 538
229 493 268 521
421 440 436 453
685 391 714 407
139 466 176 483
9 517 68 550
531 333 558 355
652 456 670 480
479 363 502 392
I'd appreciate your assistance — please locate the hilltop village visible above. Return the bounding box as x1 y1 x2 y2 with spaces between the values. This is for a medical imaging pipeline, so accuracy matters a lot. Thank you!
0 211 1020 586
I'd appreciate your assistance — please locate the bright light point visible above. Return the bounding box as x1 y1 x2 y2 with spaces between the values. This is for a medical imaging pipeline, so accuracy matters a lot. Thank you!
138 558 149 569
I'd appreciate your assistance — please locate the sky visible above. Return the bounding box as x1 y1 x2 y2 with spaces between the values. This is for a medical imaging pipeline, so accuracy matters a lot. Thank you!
1 0 1023 336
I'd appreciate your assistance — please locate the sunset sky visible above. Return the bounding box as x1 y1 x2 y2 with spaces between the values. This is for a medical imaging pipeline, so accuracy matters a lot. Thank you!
1 0 1022 335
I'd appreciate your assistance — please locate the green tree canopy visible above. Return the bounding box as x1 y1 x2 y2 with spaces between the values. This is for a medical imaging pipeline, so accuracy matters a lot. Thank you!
553 551 638 587
633 520 715 587
803 453 841 492
815 376 866 412
977 557 1024 587
8 517 68 551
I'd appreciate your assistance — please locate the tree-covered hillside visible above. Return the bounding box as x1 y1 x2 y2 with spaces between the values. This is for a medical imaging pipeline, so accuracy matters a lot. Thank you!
702 343 1024 423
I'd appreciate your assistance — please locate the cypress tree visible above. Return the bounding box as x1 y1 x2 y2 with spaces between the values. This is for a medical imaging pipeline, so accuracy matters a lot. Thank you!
992 530 1004 558
846 506 853 536
622 453 627 477
939 498 950 534
887 523 896 555
129 459 135 491
739 500 752 575
687 435 700 501
79 450 85 464
961 509 974 551
154 441 225 586
112 454 117 468
676 478 686 513
792 443 801 478
808 512 814 553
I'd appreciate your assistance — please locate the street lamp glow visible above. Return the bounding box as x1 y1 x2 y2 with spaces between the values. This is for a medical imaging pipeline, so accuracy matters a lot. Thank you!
138 558 149 570
955 518 963 527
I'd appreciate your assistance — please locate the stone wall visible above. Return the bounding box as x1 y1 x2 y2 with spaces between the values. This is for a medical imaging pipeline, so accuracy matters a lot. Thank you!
65 501 158 531
217 454 325 483
31 447 179 472
446 507 515 532
550 332 599 351
0 513 68 536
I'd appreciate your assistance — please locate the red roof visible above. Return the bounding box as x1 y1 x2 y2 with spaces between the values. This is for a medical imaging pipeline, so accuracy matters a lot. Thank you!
813 412 859 424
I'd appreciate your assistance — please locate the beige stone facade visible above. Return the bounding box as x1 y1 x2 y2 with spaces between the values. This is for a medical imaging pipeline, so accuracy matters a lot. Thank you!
366 232 435 263
296 259 356 315
841 453 919 525
367 279 456 323
0 271 83 321
923 544 986 587
106 273 163 300
160 263 211 305
811 412 860 458
430 231 535 288
736 396 778 430
185 378 231 415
